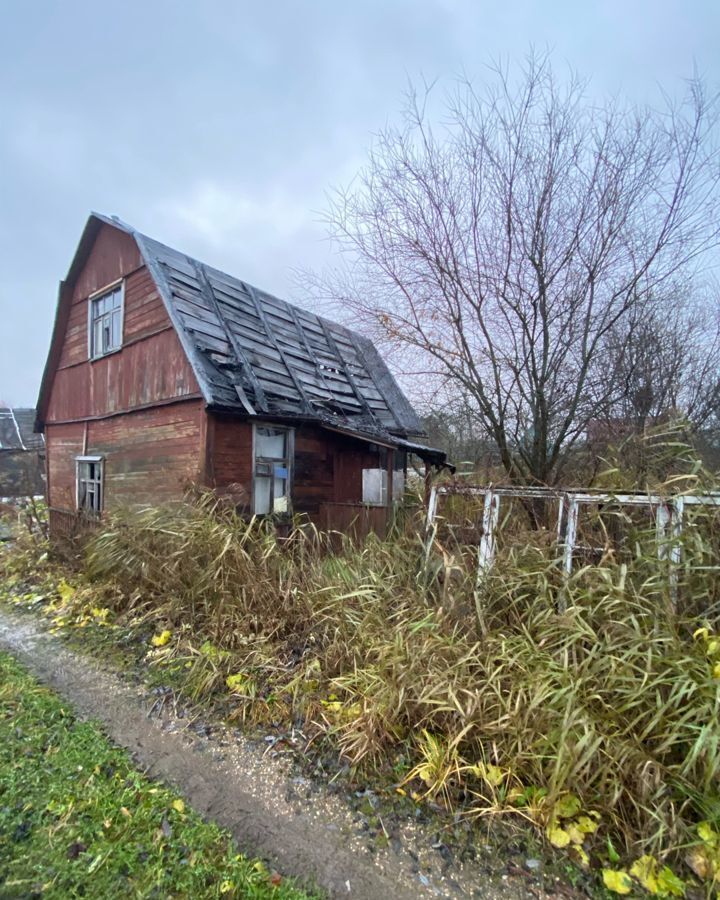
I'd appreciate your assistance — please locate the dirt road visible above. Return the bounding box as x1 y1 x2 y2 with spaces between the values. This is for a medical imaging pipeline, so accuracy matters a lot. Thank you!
0 606 547 899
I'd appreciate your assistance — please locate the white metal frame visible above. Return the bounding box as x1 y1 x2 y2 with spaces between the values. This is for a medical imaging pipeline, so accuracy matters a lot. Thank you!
426 484 720 602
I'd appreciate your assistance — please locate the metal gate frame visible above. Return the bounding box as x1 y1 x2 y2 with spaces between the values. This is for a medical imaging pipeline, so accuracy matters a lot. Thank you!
425 484 720 602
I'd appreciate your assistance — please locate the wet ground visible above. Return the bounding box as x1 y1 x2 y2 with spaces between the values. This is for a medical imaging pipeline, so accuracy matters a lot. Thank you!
0 605 586 899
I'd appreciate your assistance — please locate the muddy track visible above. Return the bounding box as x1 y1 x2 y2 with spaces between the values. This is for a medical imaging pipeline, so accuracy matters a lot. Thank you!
0 606 546 899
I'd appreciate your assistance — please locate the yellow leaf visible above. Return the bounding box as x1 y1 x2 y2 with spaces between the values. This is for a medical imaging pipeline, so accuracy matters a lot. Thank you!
172 799 185 813
575 815 599 834
554 793 581 819
655 866 685 897
151 630 172 647
572 845 590 867
226 673 248 692
484 764 505 787
603 869 633 894
693 626 710 642
57 579 75 603
712 662 720 680
395 787 406 796
547 824 571 848
120 807 131 818
506 786 525 805
698 821 719 847
630 855 659 894
566 822 585 845
220 881 234 893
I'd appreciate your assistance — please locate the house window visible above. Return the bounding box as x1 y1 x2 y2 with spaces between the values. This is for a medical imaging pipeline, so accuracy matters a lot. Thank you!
89 283 123 358
253 426 292 515
362 449 406 505
76 456 104 514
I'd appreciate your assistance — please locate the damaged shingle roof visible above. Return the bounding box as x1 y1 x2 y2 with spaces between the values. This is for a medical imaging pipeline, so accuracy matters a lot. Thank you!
96 214 422 437
0 408 44 451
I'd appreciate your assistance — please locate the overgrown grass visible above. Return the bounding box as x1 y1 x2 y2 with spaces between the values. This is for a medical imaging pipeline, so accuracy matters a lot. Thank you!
3 476 720 896
0 650 314 899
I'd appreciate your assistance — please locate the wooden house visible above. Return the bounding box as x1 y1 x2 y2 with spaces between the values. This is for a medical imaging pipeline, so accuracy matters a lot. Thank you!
36 214 447 535
0 407 45 498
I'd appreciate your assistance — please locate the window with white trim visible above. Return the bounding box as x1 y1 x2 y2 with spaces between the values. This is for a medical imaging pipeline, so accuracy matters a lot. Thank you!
89 283 123 358
253 426 292 515
76 456 104 514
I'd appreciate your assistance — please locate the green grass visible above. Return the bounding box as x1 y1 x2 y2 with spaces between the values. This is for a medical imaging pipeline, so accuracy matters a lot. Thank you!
0 651 314 900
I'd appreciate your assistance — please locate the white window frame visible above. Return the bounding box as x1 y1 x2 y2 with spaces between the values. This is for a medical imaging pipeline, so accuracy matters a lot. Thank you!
251 424 293 515
88 279 124 359
75 455 104 515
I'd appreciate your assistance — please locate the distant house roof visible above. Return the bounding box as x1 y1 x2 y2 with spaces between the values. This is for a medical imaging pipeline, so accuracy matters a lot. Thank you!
0 408 44 452
37 214 440 459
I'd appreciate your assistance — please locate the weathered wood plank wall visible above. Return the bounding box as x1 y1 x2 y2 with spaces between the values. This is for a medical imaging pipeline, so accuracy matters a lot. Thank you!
47 225 200 423
45 224 205 517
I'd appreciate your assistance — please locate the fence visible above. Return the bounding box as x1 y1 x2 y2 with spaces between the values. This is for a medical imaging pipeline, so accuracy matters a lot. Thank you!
425 484 720 604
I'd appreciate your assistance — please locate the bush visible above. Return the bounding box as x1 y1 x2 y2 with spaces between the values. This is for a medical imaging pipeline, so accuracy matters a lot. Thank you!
72 492 720 885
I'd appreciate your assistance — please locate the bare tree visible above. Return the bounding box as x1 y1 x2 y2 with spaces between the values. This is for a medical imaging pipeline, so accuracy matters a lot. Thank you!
323 55 720 485
598 288 720 435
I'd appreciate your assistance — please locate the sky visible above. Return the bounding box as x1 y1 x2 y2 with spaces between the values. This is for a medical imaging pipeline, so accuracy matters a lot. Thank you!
0 0 718 406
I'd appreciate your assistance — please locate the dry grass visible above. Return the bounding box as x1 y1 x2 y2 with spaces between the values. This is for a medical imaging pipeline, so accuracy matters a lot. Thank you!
3 459 720 892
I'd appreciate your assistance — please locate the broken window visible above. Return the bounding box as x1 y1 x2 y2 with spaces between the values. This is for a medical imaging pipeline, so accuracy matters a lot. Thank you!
253 426 292 515
76 456 103 514
89 283 123 358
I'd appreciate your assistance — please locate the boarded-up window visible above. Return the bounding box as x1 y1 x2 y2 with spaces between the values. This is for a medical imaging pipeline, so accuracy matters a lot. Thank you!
362 455 406 506
76 456 103 514
89 283 123 358
362 469 406 504
253 426 292 515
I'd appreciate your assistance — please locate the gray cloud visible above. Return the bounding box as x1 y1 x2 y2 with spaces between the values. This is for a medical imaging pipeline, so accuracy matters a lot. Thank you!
1 0 717 404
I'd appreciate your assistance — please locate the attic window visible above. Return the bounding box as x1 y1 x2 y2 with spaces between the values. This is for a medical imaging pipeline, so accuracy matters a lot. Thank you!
76 456 103 515
253 425 292 515
89 283 123 358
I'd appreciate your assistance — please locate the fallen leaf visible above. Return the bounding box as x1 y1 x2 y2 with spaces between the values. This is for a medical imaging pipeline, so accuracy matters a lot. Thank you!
172 799 185 814
698 821 718 846
270 872 283 886
575 815 598 835
685 848 711 881
151 630 172 647
603 869 633 894
630 855 659 894
554 793 581 819
120 807 131 818
656 866 685 897
546 824 571 848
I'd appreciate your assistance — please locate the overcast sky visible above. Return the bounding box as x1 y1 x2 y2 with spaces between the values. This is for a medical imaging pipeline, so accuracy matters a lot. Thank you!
0 0 718 406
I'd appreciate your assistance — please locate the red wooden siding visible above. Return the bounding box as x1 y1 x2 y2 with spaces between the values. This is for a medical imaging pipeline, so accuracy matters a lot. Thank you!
207 414 253 509
294 426 337 514
206 416 386 518
46 401 205 513
47 224 200 424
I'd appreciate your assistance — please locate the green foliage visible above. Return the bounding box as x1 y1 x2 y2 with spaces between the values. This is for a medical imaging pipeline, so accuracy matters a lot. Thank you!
0 651 314 899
